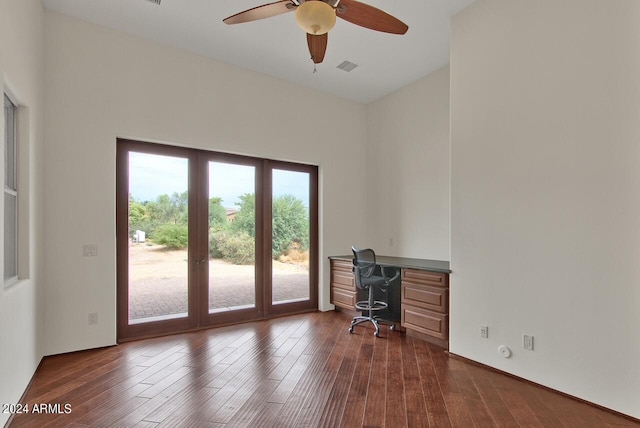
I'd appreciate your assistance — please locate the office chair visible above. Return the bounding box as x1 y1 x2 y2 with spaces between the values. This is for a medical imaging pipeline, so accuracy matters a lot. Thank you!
349 247 400 337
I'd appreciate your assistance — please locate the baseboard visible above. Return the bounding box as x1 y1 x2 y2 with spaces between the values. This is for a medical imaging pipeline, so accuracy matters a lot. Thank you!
448 352 640 425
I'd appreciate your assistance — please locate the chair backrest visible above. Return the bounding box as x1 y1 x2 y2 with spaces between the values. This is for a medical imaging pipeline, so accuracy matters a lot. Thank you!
352 246 376 289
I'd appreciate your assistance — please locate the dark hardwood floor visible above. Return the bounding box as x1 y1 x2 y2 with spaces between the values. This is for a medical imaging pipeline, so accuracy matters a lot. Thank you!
8 311 638 427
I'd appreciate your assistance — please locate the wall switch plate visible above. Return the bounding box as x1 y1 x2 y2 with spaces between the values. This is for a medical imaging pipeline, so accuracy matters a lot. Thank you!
83 244 98 257
480 325 489 339
523 334 534 350
88 312 98 325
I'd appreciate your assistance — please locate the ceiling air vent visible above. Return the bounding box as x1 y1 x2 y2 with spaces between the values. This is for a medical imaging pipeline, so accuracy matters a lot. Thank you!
144 0 161 5
337 61 358 72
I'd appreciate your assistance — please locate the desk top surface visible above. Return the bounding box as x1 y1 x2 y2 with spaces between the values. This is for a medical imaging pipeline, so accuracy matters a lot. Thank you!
329 254 451 273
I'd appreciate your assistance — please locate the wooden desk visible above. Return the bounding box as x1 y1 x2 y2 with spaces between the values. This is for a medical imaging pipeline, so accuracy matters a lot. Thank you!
329 255 451 348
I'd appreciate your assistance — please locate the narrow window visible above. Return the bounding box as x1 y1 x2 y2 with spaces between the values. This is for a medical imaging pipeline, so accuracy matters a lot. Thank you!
4 94 18 284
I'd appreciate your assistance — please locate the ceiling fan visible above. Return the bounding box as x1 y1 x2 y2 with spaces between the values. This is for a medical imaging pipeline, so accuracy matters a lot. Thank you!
223 0 408 65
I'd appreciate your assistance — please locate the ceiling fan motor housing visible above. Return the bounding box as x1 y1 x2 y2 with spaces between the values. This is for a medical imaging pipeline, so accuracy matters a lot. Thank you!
295 0 337 35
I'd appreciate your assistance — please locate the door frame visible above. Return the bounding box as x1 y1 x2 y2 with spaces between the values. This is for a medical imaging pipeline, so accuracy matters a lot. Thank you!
116 139 319 341
196 151 265 328
116 139 199 340
263 159 319 317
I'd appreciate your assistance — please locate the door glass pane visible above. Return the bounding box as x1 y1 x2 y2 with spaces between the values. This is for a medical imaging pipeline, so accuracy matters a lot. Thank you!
128 152 189 324
208 161 256 313
272 169 310 304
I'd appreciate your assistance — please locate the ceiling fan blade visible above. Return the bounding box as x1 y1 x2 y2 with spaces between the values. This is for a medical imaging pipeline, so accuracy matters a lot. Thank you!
223 1 295 25
337 0 408 35
307 33 328 64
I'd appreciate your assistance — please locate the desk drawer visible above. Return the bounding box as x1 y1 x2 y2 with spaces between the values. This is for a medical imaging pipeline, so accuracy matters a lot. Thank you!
330 260 354 290
331 287 356 310
401 268 448 288
401 305 448 340
331 259 353 273
402 283 448 313
330 270 354 291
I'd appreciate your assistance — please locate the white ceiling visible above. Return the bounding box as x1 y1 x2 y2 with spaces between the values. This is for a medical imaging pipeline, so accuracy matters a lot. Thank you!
41 0 476 104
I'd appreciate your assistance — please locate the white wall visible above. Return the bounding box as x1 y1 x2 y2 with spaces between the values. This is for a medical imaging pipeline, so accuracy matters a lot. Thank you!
0 0 45 426
43 11 368 355
365 67 450 260
451 0 640 419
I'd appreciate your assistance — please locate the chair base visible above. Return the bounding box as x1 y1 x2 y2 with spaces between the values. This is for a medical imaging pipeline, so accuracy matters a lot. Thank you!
349 314 395 337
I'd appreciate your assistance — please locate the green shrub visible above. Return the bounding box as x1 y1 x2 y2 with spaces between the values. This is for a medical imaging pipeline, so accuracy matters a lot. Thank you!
153 224 188 249
216 231 255 265
209 230 226 259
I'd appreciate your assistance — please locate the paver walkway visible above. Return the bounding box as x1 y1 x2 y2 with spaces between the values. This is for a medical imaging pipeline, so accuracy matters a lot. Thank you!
127 245 309 321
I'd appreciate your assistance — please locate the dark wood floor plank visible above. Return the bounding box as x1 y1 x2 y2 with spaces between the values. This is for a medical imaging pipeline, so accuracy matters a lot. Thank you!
292 318 362 426
141 384 220 425
362 328 388 428
385 332 408 427
151 387 221 427
463 363 519 427
132 421 159 428
340 333 375 428
491 371 545 427
274 316 343 425
68 383 152 427
110 367 199 427
247 401 284 427
428 344 476 427
209 355 283 424
266 335 311 381
267 353 314 404
317 328 363 427
401 336 429 427
9 312 640 428
451 367 496 427
224 379 280 427
291 368 338 426
413 340 452 428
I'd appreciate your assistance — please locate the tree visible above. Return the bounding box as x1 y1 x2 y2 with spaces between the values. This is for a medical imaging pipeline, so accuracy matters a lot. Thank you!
272 194 309 258
209 197 227 231
128 191 188 241
146 191 188 226
230 193 256 237
128 195 148 237
171 191 189 224
229 193 309 258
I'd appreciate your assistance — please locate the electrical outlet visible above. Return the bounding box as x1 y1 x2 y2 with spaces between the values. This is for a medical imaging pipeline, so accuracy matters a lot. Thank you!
480 325 489 339
88 312 98 325
523 334 534 350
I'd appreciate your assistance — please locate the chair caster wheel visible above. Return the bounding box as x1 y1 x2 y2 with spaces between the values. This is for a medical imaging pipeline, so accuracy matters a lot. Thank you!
374 331 380 337
348 327 354 334
390 324 395 331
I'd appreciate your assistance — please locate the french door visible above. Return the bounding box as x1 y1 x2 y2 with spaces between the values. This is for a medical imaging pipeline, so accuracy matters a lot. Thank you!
116 139 318 341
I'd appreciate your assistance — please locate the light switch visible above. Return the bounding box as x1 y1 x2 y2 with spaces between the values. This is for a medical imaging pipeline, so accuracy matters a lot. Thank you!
83 244 98 257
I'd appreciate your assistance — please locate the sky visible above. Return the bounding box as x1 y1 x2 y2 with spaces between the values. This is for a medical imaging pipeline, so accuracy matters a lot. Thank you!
129 152 310 208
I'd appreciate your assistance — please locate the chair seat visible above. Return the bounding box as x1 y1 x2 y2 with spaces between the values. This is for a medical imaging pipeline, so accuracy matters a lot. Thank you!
358 275 386 288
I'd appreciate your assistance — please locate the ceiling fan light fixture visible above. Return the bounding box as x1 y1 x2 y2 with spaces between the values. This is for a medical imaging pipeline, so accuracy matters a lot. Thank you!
295 1 336 35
